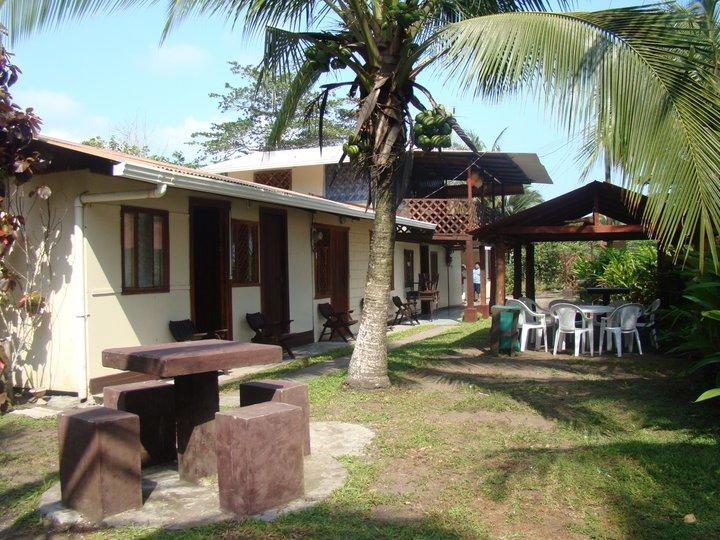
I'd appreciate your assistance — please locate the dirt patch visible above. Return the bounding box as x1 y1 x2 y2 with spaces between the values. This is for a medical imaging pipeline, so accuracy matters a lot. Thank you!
373 459 430 496
371 504 425 523
439 410 557 431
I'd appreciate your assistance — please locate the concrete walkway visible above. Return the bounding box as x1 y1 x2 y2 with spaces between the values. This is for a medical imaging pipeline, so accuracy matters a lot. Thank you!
219 322 454 408
218 306 463 388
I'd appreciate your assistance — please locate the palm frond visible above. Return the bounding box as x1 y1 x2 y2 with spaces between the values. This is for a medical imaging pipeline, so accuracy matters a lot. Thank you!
444 6 720 269
163 0 331 38
259 27 326 81
0 0 145 42
266 59 325 148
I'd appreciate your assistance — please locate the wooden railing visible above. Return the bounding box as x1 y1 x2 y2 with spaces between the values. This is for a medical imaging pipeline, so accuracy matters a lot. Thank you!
398 198 499 237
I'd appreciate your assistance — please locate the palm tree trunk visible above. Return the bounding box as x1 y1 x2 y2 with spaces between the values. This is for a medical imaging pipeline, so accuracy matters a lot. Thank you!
346 80 405 390
346 179 396 389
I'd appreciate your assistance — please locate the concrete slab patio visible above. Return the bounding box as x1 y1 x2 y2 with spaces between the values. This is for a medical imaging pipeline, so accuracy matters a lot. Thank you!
39 421 375 530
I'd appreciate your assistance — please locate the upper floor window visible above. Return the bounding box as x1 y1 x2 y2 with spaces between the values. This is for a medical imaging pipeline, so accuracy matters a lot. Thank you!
121 206 169 294
231 219 259 286
254 169 292 190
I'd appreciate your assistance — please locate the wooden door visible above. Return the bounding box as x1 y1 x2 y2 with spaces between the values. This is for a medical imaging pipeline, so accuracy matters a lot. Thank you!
330 228 349 312
189 198 231 338
403 249 414 289
259 208 290 328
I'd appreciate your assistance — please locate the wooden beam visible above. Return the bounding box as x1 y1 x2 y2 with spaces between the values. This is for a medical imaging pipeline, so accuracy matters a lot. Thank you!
513 244 522 299
525 243 535 301
496 224 645 236
495 240 506 305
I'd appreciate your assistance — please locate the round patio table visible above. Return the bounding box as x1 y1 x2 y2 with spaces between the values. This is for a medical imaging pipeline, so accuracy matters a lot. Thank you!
577 304 614 317
102 340 282 483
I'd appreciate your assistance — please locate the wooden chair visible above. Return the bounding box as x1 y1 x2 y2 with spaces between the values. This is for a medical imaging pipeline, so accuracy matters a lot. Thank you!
318 303 358 342
245 313 296 359
392 296 419 326
168 319 228 342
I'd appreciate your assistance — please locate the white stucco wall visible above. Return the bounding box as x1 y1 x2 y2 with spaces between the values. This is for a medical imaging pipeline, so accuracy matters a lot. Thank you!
11 167 460 393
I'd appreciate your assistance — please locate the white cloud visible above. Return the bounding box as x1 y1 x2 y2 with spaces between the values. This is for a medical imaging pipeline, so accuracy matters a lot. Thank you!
151 115 216 158
144 43 212 75
13 88 110 142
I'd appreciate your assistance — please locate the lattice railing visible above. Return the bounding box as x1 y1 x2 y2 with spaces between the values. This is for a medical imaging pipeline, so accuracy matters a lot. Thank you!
398 198 500 236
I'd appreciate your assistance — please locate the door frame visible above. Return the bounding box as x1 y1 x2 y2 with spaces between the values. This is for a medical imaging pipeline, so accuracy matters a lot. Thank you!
188 197 232 339
259 207 290 324
327 224 349 312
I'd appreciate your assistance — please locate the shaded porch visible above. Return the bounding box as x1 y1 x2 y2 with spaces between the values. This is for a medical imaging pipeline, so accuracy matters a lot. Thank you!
472 181 660 304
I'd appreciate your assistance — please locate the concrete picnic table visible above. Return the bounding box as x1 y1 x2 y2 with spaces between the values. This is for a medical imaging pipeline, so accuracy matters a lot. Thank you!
102 340 282 483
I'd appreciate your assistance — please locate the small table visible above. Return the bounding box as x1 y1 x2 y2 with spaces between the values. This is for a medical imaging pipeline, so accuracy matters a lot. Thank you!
102 340 281 482
577 304 614 317
585 287 630 305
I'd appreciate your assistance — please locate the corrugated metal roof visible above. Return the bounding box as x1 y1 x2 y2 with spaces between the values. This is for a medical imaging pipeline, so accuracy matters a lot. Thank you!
203 146 552 186
35 136 436 230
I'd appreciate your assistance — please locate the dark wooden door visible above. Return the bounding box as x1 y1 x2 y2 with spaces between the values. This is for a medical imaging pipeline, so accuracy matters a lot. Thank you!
330 229 349 312
259 208 290 328
190 199 231 338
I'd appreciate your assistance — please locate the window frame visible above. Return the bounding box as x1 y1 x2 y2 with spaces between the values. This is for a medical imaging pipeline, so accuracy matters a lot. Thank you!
120 205 170 295
230 219 260 287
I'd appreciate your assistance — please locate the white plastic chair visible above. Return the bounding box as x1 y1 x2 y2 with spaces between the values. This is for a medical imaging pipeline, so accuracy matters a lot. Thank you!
507 298 551 352
599 303 644 357
550 303 593 357
637 298 660 349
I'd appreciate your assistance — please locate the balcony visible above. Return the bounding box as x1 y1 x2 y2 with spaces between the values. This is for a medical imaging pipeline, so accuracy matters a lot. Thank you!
397 198 500 239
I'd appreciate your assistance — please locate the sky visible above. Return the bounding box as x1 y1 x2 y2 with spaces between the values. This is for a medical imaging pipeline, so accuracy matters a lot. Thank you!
11 0 639 200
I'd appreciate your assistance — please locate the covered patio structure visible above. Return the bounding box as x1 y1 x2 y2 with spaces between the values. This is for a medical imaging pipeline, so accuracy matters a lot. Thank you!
472 181 655 304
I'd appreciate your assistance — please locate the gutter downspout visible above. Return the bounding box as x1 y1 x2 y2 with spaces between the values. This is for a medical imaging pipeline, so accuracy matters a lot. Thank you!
73 182 168 400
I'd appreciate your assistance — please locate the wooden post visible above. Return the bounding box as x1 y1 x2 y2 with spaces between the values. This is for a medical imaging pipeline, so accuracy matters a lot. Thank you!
525 242 536 301
495 240 506 305
463 236 477 322
489 246 496 308
513 243 522 298
478 244 489 318
463 167 479 322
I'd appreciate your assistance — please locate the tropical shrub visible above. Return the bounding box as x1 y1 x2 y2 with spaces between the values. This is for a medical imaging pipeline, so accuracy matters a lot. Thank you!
572 241 658 304
664 258 720 402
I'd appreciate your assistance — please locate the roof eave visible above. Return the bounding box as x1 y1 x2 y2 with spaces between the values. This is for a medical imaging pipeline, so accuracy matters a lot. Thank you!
112 162 435 231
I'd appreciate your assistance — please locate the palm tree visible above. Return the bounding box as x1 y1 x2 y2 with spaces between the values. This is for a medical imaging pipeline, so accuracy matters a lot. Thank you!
503 188 543 215
5 1 719 389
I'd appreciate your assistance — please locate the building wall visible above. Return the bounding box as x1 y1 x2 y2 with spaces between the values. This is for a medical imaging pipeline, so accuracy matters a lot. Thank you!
227 165 325 197
12 168 460 394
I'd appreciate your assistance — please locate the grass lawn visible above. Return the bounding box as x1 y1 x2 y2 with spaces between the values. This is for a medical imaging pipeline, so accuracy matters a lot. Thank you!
2 320 719 538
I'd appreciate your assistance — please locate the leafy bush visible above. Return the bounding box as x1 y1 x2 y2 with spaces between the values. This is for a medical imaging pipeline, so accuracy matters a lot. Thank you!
572 241 658 304
664 258 720 402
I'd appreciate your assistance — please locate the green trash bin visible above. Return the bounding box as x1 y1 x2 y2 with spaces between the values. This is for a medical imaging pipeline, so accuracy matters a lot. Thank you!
490 305 521 354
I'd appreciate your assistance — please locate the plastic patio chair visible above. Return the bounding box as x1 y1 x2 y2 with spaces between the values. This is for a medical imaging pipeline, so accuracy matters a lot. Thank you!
506 298 551 352
550 303 593 357
598 303 644 357
637 298 661 349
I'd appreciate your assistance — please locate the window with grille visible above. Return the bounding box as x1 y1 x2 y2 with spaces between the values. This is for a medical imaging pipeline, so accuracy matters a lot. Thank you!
253 169 292 190
314 225 332 298
231 220 259 286
121 206 169 294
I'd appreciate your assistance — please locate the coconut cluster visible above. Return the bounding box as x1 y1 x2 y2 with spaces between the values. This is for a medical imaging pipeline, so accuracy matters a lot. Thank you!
413 106 452 151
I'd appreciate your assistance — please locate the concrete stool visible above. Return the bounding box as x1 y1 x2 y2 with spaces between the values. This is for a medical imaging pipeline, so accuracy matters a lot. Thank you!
216 402 304 516
240 379 311 455
104 380 176 466
58 406 141 521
